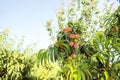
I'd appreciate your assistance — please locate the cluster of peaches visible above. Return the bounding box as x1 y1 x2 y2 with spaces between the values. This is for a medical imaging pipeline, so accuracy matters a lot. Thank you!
62 27 80 59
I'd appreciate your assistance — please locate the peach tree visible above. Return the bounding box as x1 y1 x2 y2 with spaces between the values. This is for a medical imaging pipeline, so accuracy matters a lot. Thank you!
37 0 120 80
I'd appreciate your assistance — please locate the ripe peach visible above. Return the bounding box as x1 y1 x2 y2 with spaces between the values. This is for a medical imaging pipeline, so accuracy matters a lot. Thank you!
71 53 77 59
75 34 80 38
69 41 74 46
62 27 72 33
67 27 72 32
69 34 75 39
63 28 68 33
74 44 79 49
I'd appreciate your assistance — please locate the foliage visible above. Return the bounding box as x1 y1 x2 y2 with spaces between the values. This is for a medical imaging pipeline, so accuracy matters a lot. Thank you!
39 0 120 80
31 61 62 80
0 28 62 80
0 0 120 80
0 29 36 80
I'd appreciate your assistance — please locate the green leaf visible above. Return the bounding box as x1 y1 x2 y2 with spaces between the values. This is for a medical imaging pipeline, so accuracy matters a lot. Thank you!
62 43 70 50
80 71 85 80
70 65 74 74
104 71 109 80
98 55 105 65
78 71 81 80
73 73 78 80
101 77 104 80
114 63 120 70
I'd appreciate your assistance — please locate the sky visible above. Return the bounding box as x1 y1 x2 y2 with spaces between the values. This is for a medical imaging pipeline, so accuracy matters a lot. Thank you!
0 0 64 49
0 0 119 50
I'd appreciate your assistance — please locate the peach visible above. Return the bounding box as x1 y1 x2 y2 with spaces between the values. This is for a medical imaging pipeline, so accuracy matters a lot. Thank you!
69 41 74 46
74 44 79 49
69 34 75 39
71 53 77 59
75 34 80 38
